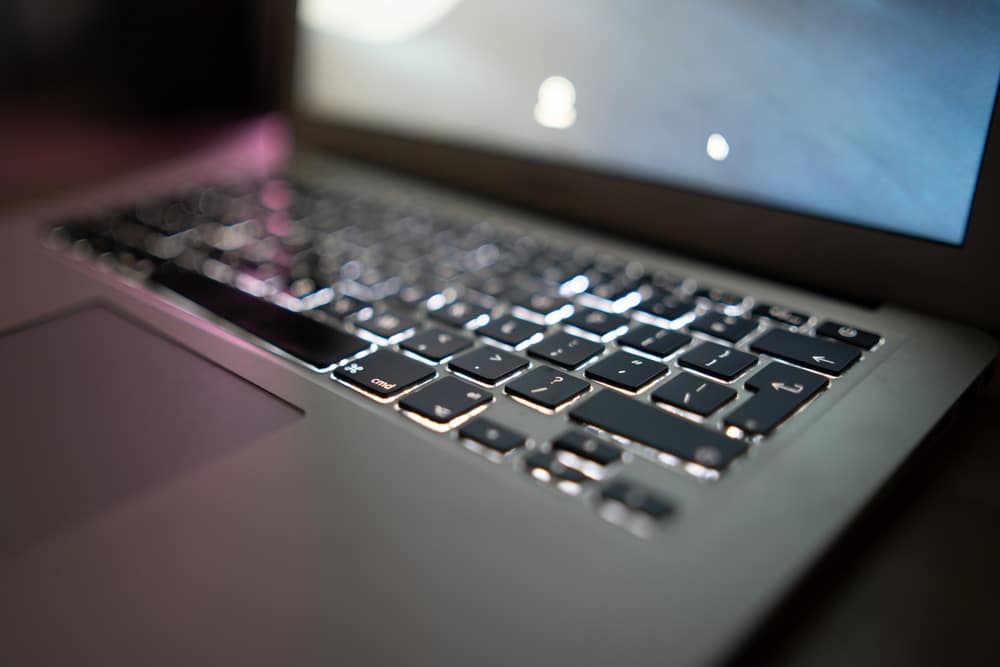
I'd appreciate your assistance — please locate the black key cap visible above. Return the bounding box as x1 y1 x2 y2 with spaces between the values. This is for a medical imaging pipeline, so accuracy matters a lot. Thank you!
618 325 691 359
651 372 737 416
552 429 622 467
586 280 639 303
521 450 589 492
459 416 526 454
690 313 758 343
752 304 810 328
585 350 668 392
334 349 435 399
600 479 674 520
693 287 745 307
816 321 882 350
505 366 591 410
570 390 747 472
323 295 372 321
399 376 492 426
750 329 861 375
580 280 642 311
564 307 630 339
635 294 695 322
449 347 529 384
724 363 828 436
356 310 418 341
476 315 545 348
509 291 574 324
430 300 491 329
678 342 757 381
527 331 603 370
152 265 370 370
400 328 473 362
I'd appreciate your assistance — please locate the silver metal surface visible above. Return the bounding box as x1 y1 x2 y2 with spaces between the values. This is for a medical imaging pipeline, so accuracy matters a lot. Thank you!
0 154 995 667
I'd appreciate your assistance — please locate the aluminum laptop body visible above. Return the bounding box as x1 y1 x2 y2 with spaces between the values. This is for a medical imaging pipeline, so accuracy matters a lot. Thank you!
1 2 997 666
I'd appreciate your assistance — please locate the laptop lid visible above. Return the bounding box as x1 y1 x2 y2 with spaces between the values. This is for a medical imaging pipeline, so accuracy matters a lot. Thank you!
291 1 1000 329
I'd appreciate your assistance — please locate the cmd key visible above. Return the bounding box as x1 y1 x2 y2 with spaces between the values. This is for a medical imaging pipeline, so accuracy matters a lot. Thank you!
750 329 860 375
334 349 435 399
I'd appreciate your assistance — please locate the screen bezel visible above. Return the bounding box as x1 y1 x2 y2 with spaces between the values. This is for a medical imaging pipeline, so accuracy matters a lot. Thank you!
289 13 1000 330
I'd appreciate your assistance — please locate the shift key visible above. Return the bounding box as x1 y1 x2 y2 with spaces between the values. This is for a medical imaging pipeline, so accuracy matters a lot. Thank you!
569 390 747 472
750 329 860 375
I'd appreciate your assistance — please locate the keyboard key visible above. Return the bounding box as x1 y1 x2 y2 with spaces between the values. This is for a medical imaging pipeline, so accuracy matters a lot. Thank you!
750 329 861 375
429 300 491 329
400 328 473 362
599 479 674 521
475 314 545 348
815 321 882 350
505 366 591 411
635 294 695 323
323 295 372 321
579 280 643 312
585 350 668 392
334 349 435 399
399 376 492 427
693 287 745 308
617 325 691 359
570 390 747 472
527 331 604 370
552 429 623 467
564 307 630 339
678 342 757 381
724 363 828 436
458 417 526 454
586 280 640 303
509 290 574 324
652 373 737 416
449 346 529 384
356 310 418 342
152 265 371 370
690 313 758 343
521 450 589 493
752 304 810 328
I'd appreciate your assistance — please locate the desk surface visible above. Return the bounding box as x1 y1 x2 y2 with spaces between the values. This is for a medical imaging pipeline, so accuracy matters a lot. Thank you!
733 362 1000 666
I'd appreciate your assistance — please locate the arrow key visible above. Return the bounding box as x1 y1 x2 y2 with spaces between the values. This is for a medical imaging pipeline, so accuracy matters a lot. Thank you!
724 362 829 436
750 329 860 375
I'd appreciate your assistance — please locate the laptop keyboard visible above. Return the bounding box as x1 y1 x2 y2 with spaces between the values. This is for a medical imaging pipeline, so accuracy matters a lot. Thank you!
49 174 884 537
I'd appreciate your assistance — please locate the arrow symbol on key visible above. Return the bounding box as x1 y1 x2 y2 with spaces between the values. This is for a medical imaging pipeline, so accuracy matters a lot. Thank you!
812 355 835 365
771 382 804 394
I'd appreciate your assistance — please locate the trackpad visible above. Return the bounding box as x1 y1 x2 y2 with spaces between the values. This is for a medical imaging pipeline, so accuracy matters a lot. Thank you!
0 305 302 557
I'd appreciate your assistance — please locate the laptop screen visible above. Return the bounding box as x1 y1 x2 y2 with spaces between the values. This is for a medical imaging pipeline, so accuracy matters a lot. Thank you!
296 1 1000 246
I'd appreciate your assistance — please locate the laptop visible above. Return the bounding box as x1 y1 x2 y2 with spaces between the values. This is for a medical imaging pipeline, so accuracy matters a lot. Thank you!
2 2 997 665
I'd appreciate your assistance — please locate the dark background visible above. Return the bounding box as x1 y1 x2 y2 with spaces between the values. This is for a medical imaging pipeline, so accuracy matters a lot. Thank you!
0 0 288 208
0 0 263 117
